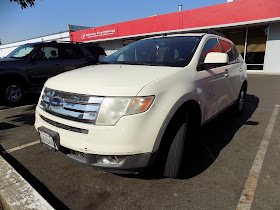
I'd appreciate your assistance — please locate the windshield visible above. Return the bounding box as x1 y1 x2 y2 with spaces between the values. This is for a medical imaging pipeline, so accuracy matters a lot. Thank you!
104 36 201 67
6 44 36 59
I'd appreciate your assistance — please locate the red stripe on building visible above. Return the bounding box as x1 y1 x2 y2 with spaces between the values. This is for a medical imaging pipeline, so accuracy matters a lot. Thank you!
70 0 280 43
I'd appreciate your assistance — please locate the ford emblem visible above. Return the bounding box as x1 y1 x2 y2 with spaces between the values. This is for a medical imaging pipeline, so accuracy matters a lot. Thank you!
50 97 63 108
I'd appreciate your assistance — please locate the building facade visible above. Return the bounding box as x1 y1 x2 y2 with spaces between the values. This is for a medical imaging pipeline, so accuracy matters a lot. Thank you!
1 0 280 73
69 0 280 73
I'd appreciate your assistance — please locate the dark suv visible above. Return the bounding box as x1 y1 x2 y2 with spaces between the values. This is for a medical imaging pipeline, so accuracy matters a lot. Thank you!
0 41 106 104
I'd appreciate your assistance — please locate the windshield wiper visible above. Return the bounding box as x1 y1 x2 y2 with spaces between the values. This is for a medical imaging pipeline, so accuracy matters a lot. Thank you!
116 61 148 65
9 56 22 59
98 61 109 64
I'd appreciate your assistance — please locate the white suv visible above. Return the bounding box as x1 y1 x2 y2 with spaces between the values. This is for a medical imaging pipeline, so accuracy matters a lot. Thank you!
35 32 247 178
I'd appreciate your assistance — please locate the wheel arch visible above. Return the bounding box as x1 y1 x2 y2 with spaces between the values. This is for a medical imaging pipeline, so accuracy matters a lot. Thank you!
152 98 202 151
0 72 29 90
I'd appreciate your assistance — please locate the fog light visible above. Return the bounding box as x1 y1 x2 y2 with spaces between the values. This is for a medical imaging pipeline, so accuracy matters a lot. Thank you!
96 155 126 165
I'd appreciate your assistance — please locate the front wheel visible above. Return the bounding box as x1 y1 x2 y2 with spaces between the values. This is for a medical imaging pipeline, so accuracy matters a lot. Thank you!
163 116 188 178
1 81 25 105
157 110 193 179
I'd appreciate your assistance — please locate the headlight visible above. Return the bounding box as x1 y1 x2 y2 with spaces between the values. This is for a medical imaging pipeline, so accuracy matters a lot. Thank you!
96 96 155 125
38 86 45 106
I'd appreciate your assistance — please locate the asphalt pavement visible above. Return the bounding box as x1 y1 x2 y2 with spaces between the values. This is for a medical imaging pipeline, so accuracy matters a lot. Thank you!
0 74 280 210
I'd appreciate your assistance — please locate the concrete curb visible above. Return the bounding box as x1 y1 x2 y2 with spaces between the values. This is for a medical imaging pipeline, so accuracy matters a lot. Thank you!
0 155 54 210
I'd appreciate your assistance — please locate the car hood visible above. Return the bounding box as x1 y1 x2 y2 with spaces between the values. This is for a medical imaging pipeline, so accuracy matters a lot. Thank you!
45 64 181 96
0 58 24 69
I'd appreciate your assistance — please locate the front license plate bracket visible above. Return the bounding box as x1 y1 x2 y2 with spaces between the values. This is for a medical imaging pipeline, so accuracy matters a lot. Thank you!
38 126 60 150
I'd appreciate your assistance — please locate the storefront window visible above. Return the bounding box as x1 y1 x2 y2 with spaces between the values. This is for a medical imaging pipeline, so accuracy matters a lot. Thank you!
222 28 246 58
245 25 267 70
221 25 267 70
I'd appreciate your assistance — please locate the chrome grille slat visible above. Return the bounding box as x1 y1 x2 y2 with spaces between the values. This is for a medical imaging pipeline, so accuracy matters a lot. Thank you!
40 88 103 124
63 102 100 112
44 88 103 104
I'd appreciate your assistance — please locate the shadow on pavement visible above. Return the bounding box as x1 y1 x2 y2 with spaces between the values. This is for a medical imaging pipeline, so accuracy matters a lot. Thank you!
0 122 19 131
0 146 69 210
131 94 259 180
181 94 259 179
0 93 40 110
5 112 35 126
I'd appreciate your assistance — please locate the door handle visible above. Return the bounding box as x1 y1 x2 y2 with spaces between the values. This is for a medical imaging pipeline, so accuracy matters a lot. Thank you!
55 63 60 65
224 69 230 78
239 68 242 72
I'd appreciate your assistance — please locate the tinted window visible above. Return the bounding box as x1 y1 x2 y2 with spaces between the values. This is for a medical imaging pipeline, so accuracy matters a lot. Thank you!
219 39 235 63
61 45 84 59
33 46 59 60
104 36 202 67
200 38 221 62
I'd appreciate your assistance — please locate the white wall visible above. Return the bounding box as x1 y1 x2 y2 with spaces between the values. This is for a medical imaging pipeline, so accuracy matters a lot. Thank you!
0 32 70 58
263 22 280 73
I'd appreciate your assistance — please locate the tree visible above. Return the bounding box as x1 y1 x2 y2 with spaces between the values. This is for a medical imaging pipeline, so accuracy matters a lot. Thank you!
10 0 36 9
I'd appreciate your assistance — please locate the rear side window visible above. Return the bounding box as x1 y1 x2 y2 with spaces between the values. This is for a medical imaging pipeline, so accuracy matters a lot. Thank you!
219 39 236 63
61 45 84 59
200 38 221 62
232 44 242 62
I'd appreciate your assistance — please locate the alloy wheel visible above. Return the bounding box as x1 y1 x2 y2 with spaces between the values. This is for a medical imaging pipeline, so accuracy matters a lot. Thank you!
5 84 22 103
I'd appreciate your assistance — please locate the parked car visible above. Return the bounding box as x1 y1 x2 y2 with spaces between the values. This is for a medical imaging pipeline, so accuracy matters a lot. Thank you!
0 41 106 104
35 32 247 178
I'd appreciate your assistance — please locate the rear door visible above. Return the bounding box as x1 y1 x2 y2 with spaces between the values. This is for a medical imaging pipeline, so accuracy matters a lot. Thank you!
60 44 88 71
218 39 242 102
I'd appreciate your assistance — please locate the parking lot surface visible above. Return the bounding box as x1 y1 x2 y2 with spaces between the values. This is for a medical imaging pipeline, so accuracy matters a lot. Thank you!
0 74 280 209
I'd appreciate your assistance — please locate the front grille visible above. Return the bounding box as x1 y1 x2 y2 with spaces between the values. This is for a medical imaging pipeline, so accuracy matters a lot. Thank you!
69 149 87 162
40 88 103 125
70 149 86 158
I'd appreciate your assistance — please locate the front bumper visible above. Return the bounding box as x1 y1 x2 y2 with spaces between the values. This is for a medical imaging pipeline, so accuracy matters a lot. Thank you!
35 102 167 173
35 104 167 155
37 125 157 173
61 146 158 174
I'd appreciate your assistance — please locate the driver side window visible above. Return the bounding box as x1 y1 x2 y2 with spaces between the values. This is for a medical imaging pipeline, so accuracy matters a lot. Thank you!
33 46 59 60
199 39 222 63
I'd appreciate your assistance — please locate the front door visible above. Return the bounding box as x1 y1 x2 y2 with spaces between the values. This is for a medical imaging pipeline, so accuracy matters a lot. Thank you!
196 38 231 120
26 45 64 86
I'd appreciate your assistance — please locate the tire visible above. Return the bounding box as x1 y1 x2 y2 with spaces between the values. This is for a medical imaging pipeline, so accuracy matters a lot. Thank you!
234 85 246 114
159 111 191 178
1 81 25 105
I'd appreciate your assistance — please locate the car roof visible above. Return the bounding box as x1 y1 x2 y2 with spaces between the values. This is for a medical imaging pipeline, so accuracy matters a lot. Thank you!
141 33 206 40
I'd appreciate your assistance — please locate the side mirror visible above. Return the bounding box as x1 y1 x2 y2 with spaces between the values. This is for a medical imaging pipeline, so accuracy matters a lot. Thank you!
199 52 228 69
34 55 42 59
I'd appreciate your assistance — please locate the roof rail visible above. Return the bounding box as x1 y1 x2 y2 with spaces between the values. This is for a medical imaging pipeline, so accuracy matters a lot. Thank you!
207 30 228 39
53 40 73 43
48 40 82 44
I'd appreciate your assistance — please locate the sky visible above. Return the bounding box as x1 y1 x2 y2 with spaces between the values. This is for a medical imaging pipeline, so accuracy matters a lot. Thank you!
0 0 227 45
